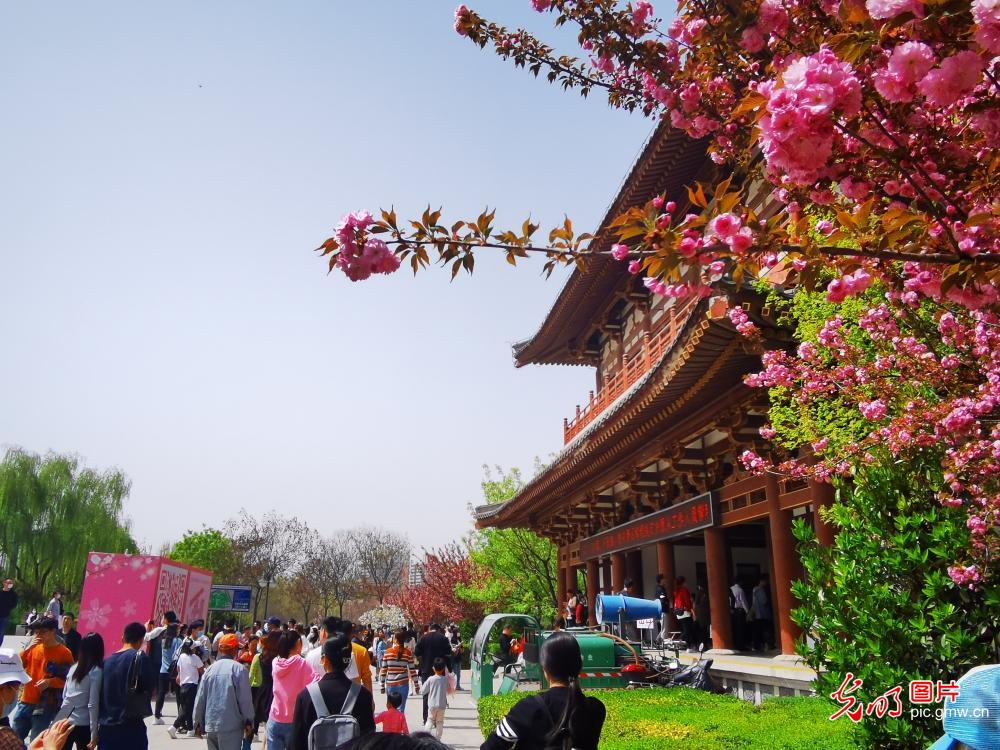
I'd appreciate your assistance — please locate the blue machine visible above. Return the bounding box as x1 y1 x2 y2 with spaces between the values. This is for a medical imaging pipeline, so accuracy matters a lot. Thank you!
595 594 662 625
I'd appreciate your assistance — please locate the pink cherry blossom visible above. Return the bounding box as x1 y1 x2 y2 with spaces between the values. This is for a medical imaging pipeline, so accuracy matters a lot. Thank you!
866 0 923 19
709 213 742 238
973 0 1000 52
611 243 630 261
740 26 766 53
826 268 873 302
454 4 470 35
888 42 936 84
632 1 654 29
728 305 759 336
918 51 985 107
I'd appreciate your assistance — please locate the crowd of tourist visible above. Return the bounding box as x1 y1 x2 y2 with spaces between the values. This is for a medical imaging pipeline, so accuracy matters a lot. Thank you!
0 576 607 750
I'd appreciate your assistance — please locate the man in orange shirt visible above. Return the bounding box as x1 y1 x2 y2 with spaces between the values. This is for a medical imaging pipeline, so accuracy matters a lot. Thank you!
11 616 73 742
348 622 373 694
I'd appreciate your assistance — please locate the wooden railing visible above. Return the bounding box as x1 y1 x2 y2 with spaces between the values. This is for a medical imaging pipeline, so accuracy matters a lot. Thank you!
563 298 697 444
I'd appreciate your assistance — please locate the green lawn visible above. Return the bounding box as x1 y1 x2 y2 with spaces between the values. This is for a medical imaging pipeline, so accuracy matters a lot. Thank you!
477 689 861 750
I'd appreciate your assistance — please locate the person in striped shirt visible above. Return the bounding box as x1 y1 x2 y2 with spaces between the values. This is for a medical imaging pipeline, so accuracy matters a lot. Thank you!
378 631 418 712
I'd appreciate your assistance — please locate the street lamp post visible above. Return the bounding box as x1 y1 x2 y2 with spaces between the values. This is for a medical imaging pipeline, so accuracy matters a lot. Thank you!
260 575 274 620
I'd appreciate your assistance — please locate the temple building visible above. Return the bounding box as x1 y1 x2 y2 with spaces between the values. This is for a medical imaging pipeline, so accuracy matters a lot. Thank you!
475 122 836 666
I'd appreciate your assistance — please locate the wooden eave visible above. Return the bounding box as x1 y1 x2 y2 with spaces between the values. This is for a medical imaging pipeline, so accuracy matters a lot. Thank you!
512 122 710 368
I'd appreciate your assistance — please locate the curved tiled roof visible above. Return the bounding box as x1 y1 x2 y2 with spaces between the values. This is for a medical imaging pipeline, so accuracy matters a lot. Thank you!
513 123 710 367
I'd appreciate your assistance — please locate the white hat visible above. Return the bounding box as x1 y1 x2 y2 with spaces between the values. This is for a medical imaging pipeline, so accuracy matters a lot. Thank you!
0 649 31 686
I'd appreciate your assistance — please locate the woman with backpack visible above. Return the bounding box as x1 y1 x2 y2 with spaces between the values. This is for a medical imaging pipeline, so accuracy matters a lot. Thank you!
481 631 606 750
168 637 204 739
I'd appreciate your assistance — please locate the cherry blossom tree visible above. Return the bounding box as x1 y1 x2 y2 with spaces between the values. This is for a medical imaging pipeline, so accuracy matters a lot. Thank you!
318 1 999 594
391 543 485 626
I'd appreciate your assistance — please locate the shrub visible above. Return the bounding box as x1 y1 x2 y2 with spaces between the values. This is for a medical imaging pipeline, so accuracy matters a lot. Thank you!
477 689 861 749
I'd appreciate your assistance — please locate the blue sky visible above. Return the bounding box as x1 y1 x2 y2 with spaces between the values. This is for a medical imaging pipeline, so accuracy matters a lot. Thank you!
0 1 653 556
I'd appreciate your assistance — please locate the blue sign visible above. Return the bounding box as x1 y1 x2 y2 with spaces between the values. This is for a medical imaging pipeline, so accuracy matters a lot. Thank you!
209 585 253 612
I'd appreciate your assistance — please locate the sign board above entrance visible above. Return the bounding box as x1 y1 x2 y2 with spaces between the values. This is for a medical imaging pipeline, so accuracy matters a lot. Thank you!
578 491 717 560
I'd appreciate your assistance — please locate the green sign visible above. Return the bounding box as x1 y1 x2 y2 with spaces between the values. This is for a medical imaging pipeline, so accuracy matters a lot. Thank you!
208 585 252 612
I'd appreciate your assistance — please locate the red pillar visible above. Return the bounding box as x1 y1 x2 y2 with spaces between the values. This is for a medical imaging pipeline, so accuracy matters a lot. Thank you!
586 559 599 626
611 552 626 593
766 475 802 656
656 541 676 630
812 479 837 547
704 527 733 651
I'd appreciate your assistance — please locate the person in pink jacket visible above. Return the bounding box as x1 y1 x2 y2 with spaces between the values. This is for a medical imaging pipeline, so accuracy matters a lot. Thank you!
266 632 317 750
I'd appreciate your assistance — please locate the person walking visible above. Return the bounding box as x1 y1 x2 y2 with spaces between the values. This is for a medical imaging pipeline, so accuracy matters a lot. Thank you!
414 623 452 726
694 584 711 647
379 631 417 713
655 574 671 645
481 632 605 750
374 631 387 675
44 593 62 622
373 691 408 735
447 625 463 692
168 638 204 738
673 577 696 650
238 636 258 667
150 614 180 725
289 633 375 750
211 619 238 662
98 622 155 750
565 591 578 628
0 580 17 649
266 632 316 750
347 622 373 695
252 630 280 740
55 632 103 750
186 620 211 662
729 579 750 651
59 614 82 662
498 625 514 669
751 575 774 652
192 634 254 750
11 616 75 742
421 658 452 740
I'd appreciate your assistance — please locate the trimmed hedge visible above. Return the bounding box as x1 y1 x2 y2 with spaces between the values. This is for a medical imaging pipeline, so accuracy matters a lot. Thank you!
477 689 861 749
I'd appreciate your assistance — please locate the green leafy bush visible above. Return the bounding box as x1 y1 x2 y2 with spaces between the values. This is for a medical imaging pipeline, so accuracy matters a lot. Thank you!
477 689 860 749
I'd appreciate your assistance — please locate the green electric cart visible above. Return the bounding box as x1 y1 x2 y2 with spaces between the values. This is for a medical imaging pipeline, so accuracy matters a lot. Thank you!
470 613 640 700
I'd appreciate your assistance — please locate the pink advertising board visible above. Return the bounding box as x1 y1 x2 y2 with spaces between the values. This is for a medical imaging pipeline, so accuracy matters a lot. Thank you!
78 552 212 647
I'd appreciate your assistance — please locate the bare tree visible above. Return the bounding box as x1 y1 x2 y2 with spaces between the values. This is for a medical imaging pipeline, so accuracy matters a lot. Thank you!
350 527 410 605
313 531 363 618
284 572 320 624
230 510 312 621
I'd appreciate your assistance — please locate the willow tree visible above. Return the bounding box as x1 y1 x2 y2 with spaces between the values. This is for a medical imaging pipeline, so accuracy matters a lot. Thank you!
459 465 559 623
0 448 138 608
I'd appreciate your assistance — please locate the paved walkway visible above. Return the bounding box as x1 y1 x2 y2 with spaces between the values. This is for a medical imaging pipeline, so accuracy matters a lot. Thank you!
144 676 483 750
0 638 485 749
